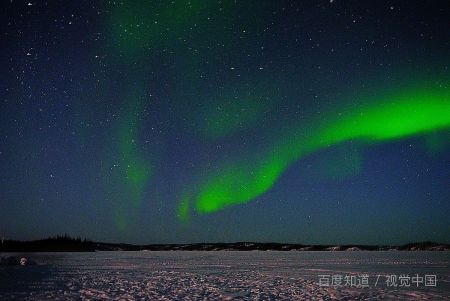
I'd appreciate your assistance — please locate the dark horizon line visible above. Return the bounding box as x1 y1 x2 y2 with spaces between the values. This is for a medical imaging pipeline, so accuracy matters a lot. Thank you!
1 236 449 252
2 234 450 247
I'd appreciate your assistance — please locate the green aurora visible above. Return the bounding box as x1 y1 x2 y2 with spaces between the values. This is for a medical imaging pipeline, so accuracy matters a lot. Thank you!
110 89 153 230
184 87 450 216
106 2 450 224
118 99 152 206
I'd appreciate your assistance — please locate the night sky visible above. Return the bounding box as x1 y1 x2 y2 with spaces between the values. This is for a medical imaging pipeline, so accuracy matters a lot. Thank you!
1 0 449 245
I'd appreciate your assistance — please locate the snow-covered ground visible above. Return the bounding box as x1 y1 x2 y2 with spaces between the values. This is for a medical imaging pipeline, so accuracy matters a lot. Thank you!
0 251 449 300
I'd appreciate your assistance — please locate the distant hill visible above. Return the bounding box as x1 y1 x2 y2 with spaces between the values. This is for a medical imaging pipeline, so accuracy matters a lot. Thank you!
0 235 95 252
1 236 449 252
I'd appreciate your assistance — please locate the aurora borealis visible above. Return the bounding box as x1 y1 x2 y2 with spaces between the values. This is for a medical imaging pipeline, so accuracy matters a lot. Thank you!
1 1 449 244
192 88 450 214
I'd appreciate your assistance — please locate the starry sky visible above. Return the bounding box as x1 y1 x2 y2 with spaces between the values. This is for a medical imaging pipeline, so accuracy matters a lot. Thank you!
1 0 449 245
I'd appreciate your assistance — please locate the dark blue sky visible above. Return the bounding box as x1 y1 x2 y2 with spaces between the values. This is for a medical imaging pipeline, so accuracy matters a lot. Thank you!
1 0 449 244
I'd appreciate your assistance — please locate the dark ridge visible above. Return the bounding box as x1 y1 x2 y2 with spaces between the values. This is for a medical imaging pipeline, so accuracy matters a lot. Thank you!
0 237 449 252
0 235 95 252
